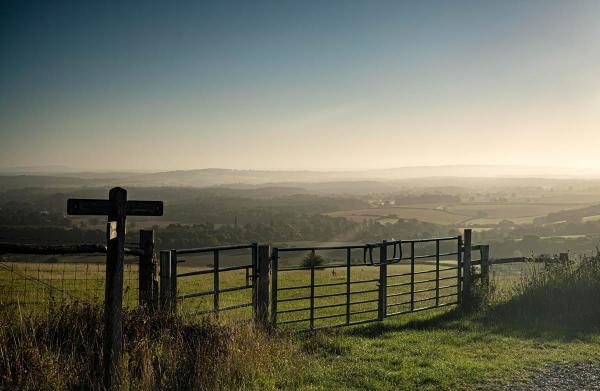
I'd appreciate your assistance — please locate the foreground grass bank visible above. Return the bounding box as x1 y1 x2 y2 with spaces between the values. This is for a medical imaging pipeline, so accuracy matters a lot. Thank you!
283 256 600 390
284 309 600 390
2 257 599 390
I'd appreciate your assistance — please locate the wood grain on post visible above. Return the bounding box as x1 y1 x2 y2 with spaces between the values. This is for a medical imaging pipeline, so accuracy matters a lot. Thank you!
159 250 171 311
170 250 178 312
270 248 278 326
256 244 270 327
103 187 127 388
462 229 472 307
138 230 155 310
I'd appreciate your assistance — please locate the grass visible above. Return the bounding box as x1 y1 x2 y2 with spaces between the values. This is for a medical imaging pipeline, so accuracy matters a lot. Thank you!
0 261 141 310
0 303 298 390
281 255 600 390
282 308 600 390
2 253 600 390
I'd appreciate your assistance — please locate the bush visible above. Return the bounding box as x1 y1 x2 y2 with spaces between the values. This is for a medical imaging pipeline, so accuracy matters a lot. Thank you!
301 253 326 268
0 304 298 390
487 255 600 331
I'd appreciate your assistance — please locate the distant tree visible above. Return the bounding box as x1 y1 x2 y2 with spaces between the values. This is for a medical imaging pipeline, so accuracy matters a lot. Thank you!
302 253 326 268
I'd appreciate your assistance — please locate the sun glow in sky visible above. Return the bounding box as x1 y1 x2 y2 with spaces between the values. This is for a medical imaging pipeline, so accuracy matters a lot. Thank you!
1 1 600 171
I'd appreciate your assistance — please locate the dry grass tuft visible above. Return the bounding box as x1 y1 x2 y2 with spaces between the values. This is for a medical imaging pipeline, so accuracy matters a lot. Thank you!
0 303 298 390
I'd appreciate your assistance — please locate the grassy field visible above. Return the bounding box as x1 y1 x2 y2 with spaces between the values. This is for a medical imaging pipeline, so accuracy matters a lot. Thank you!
325 206 469 225
325 201 590 226
0 260 141 309
173 255 600 389
2 254 600 390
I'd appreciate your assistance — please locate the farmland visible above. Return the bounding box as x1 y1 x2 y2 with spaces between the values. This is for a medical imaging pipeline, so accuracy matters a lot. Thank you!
325 201 592 227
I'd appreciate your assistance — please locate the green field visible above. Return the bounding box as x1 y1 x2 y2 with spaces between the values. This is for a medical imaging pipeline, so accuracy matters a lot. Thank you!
325 201 590 227
0 261 140 309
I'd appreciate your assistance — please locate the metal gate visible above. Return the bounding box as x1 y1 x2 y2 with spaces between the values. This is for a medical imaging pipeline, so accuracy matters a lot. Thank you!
384 237 462 317
270 236 463 330
163 243 258 317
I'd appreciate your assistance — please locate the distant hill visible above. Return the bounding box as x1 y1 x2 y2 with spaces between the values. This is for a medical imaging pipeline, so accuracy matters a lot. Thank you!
1 165 600 192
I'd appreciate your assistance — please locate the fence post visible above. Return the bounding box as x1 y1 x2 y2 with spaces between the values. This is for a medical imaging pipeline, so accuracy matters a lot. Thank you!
170 250 178 312
271 248 278 327
256 244 270 327
480 245 490 289
559 252 569 263
138 230 156 311
462 229 472 307
378 240 388 320
159 250 172 311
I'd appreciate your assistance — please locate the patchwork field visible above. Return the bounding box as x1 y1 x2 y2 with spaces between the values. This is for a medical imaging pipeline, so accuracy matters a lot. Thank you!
325 201 590 227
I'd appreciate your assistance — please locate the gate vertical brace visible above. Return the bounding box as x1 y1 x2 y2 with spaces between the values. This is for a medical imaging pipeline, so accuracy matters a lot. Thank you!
378 241 387 320
346 248 351 325
159 250 171 311
256 244 270 327
462 229 472 307
410 241 415 311
169 250 178 312
309 249 316 330
270 248 279 326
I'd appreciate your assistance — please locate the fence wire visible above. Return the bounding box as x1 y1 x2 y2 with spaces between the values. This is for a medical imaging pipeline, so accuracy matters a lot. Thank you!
0 257 139 310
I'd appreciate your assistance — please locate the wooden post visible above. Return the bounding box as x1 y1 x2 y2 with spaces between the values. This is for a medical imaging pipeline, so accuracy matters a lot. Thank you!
559 252 569 263
480 245 490 289
138 229 155 310
65 188 163 390
256 244 270 327
378 240 387 320
251 244 258 314
457 235 462 305
270 248 278 326
462 229 472 307
104 187 127 388
170 250 178 312
435 239 440 307
159 250 171 311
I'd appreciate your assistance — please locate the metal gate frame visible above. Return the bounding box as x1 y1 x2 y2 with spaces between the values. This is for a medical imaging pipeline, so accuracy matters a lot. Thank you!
160 243 258 316
270 236 463 330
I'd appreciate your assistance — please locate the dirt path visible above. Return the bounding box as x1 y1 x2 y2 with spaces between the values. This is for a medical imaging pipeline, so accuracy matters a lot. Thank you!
498 361 600 390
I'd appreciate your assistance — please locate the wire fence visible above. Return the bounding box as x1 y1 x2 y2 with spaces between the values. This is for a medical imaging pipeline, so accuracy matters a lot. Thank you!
0 256 140 310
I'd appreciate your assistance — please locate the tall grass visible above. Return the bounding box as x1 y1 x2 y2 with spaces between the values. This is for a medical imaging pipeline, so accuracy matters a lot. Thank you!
486 255 600 332
0 303 298 390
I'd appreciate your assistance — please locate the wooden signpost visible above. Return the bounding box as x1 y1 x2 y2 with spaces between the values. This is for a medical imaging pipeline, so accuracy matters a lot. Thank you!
67 187 163 389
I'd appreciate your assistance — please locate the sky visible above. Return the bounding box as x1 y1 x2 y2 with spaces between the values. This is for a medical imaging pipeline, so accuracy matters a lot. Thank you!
1 1 600 172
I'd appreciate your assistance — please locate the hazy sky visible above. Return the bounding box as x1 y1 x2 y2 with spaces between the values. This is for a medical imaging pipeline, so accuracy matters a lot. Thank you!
1 1 600 171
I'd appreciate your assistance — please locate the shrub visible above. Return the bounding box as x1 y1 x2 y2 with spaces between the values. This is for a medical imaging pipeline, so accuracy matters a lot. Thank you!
301 253 326 268
487 255 600 331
